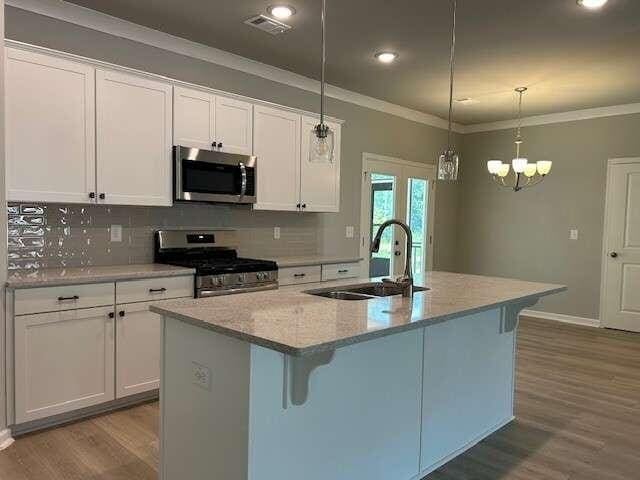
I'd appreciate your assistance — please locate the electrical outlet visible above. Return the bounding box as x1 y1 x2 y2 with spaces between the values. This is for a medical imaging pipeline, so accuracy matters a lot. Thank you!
192 362 211 391
110 225 122 242
569 229 579 241
346 226 354 238
274 227 281 240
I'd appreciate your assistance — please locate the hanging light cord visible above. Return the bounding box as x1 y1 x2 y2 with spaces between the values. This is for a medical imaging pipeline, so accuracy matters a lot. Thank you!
320 0 326 126
515 88 525 158
446 0 457 152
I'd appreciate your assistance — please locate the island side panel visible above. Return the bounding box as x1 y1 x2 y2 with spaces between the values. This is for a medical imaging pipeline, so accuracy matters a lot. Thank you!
160 317 251 480
419 307 517 475
248 329 424 480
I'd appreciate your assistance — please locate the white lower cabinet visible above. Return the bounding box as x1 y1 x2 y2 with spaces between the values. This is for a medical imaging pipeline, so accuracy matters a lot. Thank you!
14 306 115 423
115 301 162 398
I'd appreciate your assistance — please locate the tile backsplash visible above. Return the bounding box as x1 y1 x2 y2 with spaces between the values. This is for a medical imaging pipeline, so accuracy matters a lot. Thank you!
8 202 321 271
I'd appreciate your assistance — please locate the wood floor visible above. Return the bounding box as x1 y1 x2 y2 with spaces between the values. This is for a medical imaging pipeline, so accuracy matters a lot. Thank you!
1 317 639 480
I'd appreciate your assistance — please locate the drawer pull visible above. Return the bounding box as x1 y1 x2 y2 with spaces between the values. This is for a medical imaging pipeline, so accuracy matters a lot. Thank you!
293 273 306 278
338 269 349 273
57 295 79 302
108 312 115 319
149 287 167 293
119 310 126 317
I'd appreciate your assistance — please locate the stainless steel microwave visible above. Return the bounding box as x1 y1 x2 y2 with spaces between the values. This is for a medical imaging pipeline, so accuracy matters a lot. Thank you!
174 146 257 204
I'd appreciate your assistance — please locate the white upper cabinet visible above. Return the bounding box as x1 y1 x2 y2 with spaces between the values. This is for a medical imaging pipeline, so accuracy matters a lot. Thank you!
253 105 301 211
300 116 341 212
5 48 96 203
215 96 253 155
173 86 215 150
173 86 253 155
96 69 173 206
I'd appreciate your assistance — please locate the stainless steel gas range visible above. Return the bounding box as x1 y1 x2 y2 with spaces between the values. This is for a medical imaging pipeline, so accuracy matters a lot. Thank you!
155 229 278 298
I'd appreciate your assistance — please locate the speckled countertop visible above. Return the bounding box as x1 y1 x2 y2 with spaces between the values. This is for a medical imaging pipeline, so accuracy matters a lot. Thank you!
6 264 195 289
266 255 362 268
151 272 565 356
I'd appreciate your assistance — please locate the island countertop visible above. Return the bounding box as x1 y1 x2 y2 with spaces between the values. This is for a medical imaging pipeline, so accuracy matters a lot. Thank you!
151 271 565 356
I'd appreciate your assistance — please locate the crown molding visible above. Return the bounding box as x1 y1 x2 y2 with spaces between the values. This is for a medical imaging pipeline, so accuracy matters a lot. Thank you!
6 0 464 133
464 102 640 133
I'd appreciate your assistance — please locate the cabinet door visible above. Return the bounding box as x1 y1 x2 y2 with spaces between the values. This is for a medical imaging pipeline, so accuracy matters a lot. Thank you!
115 301 162 398
300 117 341 212
14 306 115 423
215 96 253 155
96 69 173 206
253 106 301 211
173 86 215 150
5 48 96 203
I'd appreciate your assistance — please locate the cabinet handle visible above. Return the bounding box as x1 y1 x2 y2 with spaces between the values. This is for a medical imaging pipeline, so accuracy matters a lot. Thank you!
293 273 306 278
89 192 96 199
57 295 79 302
211 141 217 148
99 193 106 200
610 252 618 258
338 269 349 274
149 287 167 293
296 203 301 209
119 310 125 317
108 311 115 319
217 142 223 149
301 204 307 209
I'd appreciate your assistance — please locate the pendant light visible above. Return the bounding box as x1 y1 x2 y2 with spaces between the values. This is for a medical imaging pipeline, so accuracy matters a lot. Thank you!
437 0 460 181
486 87 552 192
309 0 335 163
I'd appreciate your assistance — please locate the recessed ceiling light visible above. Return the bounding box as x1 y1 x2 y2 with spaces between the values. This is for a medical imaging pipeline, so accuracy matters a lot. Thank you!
375 52 398 64
577 0 608 10
267 5 296 19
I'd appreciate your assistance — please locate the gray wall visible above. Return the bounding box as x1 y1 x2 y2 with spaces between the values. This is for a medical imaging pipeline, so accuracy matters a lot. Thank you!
1 0 7 436
5 6 461 272
459 113 640 319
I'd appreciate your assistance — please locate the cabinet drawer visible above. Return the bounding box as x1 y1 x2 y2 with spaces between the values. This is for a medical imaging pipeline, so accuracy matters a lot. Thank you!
279 266 322 286
321 262 361 282
116 276 194 303
14 283 115 315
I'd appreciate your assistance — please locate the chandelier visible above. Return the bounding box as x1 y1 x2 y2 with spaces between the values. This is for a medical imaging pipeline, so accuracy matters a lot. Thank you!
486 87 552 191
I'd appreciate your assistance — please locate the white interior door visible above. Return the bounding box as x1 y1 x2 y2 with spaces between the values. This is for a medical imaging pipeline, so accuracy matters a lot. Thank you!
602 158 640 332
360 154 436 280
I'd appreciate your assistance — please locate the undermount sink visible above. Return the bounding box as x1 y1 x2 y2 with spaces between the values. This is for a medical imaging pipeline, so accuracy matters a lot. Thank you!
304 282 429 301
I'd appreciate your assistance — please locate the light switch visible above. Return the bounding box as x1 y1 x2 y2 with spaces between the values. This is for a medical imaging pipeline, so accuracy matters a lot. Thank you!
192 361 211 391
110 225 122 242
274 227 281 240
346 226 354 238
569 229 579 241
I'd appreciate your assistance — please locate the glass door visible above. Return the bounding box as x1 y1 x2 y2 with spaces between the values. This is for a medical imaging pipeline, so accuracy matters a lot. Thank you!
361 156 435 280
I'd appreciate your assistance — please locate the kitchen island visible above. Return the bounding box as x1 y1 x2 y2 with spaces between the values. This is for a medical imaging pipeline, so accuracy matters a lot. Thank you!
151 272 564 480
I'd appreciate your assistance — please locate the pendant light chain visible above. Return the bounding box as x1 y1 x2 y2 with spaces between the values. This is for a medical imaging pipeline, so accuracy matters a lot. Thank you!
515 87 526 159
320 0 326 126
446 0 457 151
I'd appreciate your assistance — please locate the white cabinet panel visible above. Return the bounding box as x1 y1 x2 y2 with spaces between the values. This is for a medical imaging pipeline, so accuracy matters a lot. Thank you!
278 266 322 286
96 69 173 206
116 276 194 304
253 106 301 211
115 301 163 398
14 306 115 423
215 96 253 155
14 282 115 316
321 262 359 281
173 86 215 150
300 117 341 212
5 48 96 203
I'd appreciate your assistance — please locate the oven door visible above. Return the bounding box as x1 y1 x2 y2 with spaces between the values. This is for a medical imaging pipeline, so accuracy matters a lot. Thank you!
174 146 257 203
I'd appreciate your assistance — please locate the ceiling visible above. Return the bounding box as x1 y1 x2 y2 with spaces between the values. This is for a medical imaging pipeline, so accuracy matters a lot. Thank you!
63 0 640 125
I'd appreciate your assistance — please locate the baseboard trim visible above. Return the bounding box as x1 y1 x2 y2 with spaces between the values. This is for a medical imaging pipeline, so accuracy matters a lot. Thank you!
0 429 15 450
413 416 515 479
11 390 158 436
520 309 600 328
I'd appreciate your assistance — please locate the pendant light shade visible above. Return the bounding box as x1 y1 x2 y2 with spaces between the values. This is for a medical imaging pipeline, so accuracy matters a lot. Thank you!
438 0 460 181
310 0 335 163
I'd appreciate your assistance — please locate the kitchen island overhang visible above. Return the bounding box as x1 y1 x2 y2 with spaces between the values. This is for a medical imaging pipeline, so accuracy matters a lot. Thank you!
152 272 565 480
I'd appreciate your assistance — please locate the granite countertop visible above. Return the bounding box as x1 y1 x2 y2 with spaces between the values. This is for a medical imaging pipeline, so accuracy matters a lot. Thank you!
151 271 566 356
267 255 362 268
6 264 196 289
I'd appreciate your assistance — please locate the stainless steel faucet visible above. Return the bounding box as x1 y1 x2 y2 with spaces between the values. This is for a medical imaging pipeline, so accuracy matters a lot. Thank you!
370 219 414 298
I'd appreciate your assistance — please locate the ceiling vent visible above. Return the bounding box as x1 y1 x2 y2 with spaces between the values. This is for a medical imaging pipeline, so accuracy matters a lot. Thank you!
244 15 292 35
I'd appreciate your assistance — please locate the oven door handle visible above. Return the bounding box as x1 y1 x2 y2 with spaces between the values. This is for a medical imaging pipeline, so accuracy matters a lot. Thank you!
199 283 278 297
239 162 247 201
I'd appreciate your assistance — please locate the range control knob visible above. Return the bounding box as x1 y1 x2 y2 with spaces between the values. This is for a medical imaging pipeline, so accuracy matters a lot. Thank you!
212 277 222 287
256 272 266 281
237 274 244 284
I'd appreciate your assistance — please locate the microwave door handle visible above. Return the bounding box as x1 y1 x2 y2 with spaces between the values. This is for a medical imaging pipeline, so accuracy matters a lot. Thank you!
239 162 247 200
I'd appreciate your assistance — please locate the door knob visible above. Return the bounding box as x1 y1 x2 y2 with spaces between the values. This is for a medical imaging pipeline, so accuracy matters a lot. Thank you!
394 251 401 257
610 252 618 258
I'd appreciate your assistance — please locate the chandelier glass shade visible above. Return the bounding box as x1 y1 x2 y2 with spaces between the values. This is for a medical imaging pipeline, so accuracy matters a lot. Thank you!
486 87 552 192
